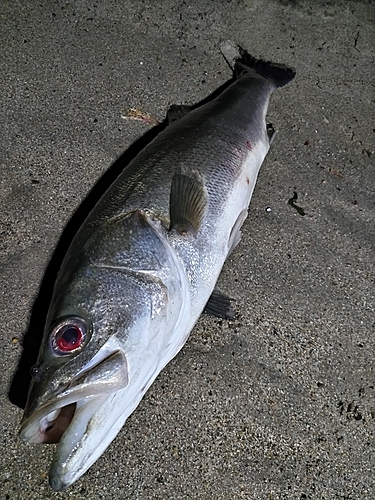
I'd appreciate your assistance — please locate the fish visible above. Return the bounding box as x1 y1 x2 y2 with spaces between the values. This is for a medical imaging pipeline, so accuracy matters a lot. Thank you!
19 41 295 491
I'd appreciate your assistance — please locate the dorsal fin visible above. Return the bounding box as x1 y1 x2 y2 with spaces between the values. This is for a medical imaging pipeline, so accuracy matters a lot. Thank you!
167 104 194 124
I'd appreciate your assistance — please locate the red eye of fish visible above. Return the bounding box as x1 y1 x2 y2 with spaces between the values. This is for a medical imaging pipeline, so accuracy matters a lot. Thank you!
56 326 82 351
50 317 87 355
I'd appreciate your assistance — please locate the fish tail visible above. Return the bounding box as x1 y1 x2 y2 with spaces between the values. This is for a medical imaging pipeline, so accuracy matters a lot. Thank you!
220 40 296 88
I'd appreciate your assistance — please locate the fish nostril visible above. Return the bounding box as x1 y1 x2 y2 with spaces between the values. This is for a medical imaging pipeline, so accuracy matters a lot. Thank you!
45 425 54 432
30 363 43 382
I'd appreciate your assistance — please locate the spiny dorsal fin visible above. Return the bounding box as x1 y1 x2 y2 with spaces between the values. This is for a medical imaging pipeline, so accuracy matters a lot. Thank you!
169 169 207 235
167 104 194 124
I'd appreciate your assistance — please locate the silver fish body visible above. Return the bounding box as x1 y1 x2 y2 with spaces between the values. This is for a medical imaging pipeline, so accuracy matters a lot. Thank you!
19 43 295 490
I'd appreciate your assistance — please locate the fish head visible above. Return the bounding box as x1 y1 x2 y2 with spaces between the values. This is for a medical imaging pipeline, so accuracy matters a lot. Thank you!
19 259 164 490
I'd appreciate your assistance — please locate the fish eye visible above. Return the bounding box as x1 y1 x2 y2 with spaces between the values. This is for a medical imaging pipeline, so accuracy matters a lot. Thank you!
50 317 87 355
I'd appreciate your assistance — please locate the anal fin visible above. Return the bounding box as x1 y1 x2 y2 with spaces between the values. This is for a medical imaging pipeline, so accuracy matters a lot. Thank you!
204 288 234 320
228 208 248 256
267 123 276 145
170 170 207 234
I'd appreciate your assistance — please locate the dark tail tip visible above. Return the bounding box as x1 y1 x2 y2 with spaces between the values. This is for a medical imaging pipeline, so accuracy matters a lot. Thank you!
220 40 296 88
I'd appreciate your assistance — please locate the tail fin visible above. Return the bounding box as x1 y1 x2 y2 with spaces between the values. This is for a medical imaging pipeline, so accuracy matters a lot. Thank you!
220 40 296 88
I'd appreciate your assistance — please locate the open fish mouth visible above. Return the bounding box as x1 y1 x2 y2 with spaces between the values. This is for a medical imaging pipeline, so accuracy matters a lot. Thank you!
19 344 164 491
19 349 129 445
22 402 77 444
20 391 116 491
19 397 107 446
41 403 76 443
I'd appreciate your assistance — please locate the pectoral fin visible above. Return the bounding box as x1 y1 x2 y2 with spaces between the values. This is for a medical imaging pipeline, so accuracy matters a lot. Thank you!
169 170 207 234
